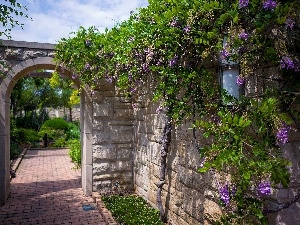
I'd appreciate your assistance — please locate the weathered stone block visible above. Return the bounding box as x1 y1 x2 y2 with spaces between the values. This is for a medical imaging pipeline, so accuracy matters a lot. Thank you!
93 144 117 161
110 126 133 143
117 148 132 159
113 108 133 120
93 103 110 117
93 132 110 144
93 163 110 174
93 180 112 191
111 161 132 172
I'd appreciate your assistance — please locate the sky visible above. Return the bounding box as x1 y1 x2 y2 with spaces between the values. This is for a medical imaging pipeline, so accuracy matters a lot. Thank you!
3 0 149 44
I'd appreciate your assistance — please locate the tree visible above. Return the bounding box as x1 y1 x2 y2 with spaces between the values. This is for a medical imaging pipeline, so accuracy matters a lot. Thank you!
49 71 80 122
11 77 63 129
0 0 30 39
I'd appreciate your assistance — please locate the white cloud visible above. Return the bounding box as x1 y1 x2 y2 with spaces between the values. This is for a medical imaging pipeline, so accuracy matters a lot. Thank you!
4 0 148 44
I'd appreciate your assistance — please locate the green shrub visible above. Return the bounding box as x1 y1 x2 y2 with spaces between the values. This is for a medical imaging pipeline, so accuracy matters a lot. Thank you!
53 137 67 147
102 195 164 225
67 139 81 168
11 128 39 144
66 122 80 140
39 118 69 140
41 117 69 131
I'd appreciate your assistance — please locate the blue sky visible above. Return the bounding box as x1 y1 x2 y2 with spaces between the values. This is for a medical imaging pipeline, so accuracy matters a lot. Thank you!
5 0 148 44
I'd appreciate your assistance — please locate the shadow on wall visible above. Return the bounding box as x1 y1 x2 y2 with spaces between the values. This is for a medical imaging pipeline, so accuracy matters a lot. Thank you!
164 132 222 225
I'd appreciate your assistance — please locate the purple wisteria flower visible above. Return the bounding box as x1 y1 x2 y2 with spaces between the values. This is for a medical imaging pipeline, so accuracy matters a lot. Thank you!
142 63 150 72
170 19 180 28
85 39 91 46
72 74 77 79
219 184 230 206
155 106 163 114
263 0 277 11
169 55 178 67
280 56 295 70
257 181 271 196
145 48 154 61
236 75 245 86
130 87 137 94
276 124 289 145
85 63 91 70
238 30 249 40
183 25 191 34
285 18 295 30
105 77 113 83
220 49 230 59
239 0 249 8
211 115 221 124
238 46 248 54
156 59 164 66
132 103 138 109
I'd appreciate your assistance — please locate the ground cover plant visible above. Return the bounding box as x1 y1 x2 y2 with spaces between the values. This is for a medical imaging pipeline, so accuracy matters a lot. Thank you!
102 195 164 225
55 0 300 224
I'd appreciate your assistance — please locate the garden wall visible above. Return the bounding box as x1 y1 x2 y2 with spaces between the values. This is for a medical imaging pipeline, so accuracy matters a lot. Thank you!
90 72 300 224
132 85 222 225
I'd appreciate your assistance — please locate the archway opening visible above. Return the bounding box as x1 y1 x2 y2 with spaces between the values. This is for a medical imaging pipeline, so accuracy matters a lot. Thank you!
0 57 93 205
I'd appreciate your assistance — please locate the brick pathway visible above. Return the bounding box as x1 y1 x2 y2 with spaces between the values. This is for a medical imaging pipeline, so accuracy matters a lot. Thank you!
0 148 107 225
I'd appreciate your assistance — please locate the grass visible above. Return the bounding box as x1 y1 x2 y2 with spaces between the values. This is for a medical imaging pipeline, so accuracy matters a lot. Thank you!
101 195 165 225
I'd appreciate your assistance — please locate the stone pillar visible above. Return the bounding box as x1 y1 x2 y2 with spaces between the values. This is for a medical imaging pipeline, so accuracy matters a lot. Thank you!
92 80 134 194
81 90 93 196
0 80 11 205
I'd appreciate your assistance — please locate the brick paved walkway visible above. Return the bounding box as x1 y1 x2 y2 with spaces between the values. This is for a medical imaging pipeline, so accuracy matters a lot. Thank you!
0 148 107 225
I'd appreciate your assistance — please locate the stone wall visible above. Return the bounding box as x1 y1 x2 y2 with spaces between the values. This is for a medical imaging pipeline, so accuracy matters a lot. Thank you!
92 80 134 194
47 106 81 121
128 70 300 225
132 90 222 225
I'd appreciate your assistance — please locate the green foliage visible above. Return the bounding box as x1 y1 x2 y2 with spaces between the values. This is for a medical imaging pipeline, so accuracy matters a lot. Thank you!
102 195 164 225
39 118 69 140
40 118 69 131
11 119 39 144
67 139 81 168
54 0 300 224
66 122 80 140
0 0 30 39
49 71 80 108
53 137 67 148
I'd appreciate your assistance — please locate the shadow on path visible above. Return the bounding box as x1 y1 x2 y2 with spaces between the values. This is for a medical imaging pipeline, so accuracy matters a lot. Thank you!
0 148 107 225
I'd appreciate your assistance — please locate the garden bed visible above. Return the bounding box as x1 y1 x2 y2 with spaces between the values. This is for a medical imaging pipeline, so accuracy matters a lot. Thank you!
92 192 169 225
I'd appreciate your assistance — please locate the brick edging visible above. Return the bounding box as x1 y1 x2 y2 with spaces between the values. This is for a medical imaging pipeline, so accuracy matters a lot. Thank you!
92 192 118 225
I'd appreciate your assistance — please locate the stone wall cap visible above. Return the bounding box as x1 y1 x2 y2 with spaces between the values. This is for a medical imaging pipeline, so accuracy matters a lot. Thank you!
0 39 55 50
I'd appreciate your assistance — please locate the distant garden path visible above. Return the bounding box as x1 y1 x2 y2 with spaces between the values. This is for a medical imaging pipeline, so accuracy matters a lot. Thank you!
0 148 106 225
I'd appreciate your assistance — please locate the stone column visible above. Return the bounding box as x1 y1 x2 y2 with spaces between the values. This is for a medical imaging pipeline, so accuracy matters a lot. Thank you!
81 90 93 196
0 80 11 205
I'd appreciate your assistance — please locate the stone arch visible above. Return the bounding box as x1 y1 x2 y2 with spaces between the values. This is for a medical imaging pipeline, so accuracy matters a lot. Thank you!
0 56 93 205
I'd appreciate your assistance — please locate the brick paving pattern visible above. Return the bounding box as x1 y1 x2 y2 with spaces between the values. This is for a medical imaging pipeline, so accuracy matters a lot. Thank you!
0 148 107 225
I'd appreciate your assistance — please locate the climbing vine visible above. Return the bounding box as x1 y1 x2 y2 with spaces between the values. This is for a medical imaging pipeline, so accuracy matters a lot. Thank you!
54 0 300 224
